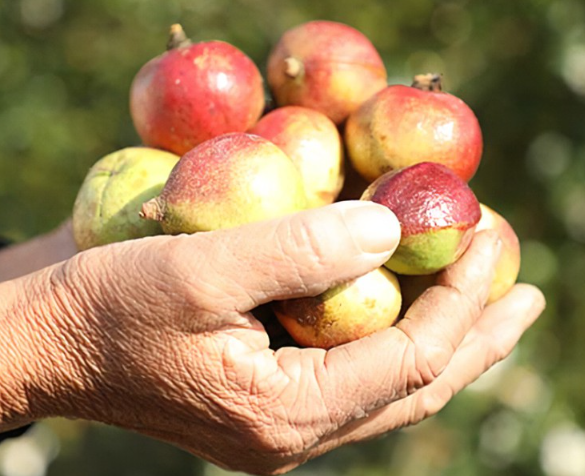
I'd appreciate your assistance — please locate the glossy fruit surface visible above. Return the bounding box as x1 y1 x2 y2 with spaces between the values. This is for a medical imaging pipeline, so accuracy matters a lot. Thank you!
362 162 481 275
250 106 344 208
73 147 179 250
346 74 483 182
130 25 265 156
267 20 387 125
274 267 401 349
140 133 307 234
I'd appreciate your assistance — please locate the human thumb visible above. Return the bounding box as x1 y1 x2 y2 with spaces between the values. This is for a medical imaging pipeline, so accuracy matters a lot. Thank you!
189 200 401 312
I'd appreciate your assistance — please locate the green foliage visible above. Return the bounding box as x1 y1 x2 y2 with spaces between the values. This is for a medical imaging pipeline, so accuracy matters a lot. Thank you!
1 0 585 475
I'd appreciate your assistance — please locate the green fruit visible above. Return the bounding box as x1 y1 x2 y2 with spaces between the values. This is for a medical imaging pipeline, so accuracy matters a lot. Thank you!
73 147 179 250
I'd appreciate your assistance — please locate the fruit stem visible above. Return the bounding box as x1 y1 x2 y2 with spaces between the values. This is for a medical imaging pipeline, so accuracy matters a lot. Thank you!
412 73 443 92
140 197 165 222
284 57 303 79
167 24 192 50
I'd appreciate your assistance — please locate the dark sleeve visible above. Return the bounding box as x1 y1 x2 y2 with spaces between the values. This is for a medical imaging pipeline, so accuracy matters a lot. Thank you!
0 237 35 442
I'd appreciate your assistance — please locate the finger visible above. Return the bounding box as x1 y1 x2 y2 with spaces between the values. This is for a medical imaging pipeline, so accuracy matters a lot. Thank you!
183 200 400 312
437 229 502 307
394 230 502 389
270 231 502 436
304 283 545 456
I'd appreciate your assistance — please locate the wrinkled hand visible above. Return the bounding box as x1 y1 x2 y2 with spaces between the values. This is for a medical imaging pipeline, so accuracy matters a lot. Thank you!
16 201 544 475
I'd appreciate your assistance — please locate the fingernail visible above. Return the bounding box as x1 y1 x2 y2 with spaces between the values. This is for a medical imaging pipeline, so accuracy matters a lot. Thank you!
339 201 401 255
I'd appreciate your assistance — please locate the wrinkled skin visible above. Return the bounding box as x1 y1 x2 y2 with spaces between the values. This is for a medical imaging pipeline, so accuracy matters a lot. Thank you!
0 202 544 475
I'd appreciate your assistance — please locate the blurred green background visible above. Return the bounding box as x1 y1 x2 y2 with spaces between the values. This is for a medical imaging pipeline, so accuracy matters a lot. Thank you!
1 0 585 475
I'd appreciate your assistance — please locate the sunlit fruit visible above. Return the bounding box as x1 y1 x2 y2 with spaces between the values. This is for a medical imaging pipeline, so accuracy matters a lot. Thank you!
361 162 481 275
476 203 521 303
346 73 483 183
273 267 401 349
250 106 344 208
140 133 307 233
73 147 179 250
130 24 265 156
267 20 387 125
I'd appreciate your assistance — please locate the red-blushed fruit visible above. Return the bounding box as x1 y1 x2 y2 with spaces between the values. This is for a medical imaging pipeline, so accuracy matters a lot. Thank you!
249 106 344 208
362 162 481 275
346 73 483 183
130 24 265 156
273 267 401 349
476 203 521 303
140 133 308 234
267 20 387 125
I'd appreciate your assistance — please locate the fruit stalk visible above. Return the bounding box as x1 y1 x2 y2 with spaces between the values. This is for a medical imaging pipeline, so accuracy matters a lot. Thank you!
140 197 165 222
167 23 191 50
284 57 303 78
411 73 442 92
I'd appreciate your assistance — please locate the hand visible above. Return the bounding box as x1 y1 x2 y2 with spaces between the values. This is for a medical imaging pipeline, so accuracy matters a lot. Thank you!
0 201 544 475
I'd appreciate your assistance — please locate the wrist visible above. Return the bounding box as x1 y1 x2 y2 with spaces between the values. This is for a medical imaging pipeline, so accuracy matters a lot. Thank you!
0 219 77 282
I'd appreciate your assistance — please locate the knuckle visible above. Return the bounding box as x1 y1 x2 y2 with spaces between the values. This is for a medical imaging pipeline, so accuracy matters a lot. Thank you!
153 234 193 271
416 384 454 421
280 215 330 273
397 331 453 395
251 424 303 455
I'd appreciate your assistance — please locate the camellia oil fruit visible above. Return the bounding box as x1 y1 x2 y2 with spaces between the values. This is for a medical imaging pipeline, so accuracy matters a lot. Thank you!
250 106 344 208
73 147 179 250
274 267 402 349
267 20 387 125
362 162 481 275
476 203 521 303
130 24 265 156
140 133 308 234
346 74 483 183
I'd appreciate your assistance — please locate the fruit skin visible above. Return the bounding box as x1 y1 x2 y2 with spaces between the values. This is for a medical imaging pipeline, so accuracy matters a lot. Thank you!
267 20 387 125
140 133 308 234
73 147 180 250
249 106 344 208
362 162 481 275
346 75 483 183
273 267 401 349
130 26 265 156
476 203 521 303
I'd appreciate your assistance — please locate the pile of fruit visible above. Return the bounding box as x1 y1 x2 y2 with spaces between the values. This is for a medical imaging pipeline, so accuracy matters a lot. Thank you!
72 20 521 350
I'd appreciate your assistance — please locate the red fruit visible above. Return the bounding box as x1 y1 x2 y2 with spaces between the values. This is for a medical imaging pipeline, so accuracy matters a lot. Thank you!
346 74 483 182
267 20 387 125
362 162 481 275
130 24 265 156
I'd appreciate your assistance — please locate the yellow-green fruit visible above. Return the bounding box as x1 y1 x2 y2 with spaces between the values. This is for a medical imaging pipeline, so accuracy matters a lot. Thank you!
73 147 180 250
273 267 402 349
476 203 521 303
